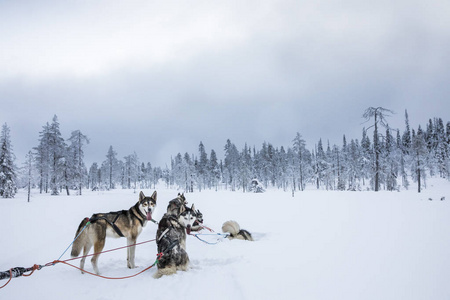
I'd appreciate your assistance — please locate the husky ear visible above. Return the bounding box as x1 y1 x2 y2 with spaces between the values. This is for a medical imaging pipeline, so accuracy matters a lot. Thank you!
139 191 145 201
179 204 186 215
191 203 195 212
151 190 157 202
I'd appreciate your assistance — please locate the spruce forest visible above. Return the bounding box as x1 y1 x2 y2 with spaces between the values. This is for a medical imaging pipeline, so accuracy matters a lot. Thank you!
1 107 450 198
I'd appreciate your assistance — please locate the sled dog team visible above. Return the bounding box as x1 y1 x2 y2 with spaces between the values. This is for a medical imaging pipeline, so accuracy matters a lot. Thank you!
71 191 253 278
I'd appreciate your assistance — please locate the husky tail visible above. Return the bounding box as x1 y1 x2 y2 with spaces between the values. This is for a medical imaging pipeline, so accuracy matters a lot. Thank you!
71 218 90 257
222 220 253 241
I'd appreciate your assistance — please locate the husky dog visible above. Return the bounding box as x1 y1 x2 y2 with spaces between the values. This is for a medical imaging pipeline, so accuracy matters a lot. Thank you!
222 220 254 241
166 193 187 216
154 202 197 278
166 193 204 232
71 191 157 274
191 209 204 232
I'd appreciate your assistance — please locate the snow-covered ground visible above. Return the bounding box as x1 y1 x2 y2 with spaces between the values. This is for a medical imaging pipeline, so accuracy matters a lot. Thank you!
1 180 450 300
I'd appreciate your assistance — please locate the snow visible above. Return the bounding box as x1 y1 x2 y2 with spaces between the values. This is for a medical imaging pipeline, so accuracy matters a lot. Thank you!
1 180 450 300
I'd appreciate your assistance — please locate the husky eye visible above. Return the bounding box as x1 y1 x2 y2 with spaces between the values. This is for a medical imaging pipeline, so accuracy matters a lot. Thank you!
143 203 148 207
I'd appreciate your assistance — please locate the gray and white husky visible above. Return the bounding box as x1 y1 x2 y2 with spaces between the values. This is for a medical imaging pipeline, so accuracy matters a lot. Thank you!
166 193 204 231
71 191 157 274
222 220 254 241
154 199 197 278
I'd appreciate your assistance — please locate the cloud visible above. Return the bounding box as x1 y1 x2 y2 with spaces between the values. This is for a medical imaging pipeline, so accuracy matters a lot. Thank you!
1 0 449 167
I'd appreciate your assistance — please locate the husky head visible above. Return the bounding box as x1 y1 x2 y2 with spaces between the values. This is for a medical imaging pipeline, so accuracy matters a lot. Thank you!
167 193 187 216
177 193 187 205
178 204 197 235
138 191 157 221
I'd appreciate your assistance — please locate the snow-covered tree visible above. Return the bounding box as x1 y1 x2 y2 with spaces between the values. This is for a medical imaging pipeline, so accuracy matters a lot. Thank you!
224 139 239 191
104 146 119 189
68 130 89 195
401 109 412 155
47 115 66 195
411 127 428 193
209 149 221 191
239 143 252 192
0 123 17 198
292 132 309 191
197 142 209 191
34 123 51 193
88 162 100 190
24 150 35 202
123 152 139 191
383 128 399 191
363 107 394 191
314 139 327 189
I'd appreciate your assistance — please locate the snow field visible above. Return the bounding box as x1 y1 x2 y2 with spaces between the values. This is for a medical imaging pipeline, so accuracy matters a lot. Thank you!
1 181 449 300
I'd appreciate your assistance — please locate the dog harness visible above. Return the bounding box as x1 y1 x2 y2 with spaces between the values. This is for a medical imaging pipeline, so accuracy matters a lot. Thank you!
89 212 126 237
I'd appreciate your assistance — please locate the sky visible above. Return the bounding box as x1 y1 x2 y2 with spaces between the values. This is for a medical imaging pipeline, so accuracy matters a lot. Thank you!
1 0 449 168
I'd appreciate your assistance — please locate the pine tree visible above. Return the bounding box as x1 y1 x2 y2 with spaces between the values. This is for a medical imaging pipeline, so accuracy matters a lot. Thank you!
347 139 362 191
48 115 66 195
88 162 100 190
224 139 239 191
123 152 139 191
209 149 220 191
397 129 409 189
197 142 209 191
184 152 195 192
0 123 17 198
104 146 119 189
339 135 348 190
434 118 447 178
402 109 412 154
292 133 308 191
24 150 34 202
68 130 89 195
239 143 252 192
34 123 51 193
324 141 334 190
411 127 428 193
363 107 394 191
171 153 184 189
384 128 399 191
360 128 372 188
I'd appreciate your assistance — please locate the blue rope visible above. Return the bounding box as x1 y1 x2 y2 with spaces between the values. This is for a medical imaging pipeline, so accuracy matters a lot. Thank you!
191 233 230 245
55 219 91 263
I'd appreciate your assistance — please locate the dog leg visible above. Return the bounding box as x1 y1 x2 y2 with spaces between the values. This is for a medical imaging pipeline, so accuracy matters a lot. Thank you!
153 265 177 278
127 238 136 269
80 241 92 274
91 237 105 275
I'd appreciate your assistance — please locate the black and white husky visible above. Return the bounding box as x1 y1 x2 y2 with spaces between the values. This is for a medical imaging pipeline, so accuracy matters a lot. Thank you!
222 220 254 241
154 199 197 278
166 193 204 231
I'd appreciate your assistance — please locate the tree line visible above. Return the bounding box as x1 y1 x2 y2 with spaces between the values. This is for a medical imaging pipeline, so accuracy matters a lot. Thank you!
0 107 449 198
167 108 450 194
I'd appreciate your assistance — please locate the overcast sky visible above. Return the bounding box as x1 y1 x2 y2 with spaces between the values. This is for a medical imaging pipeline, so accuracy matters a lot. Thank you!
1 0 449 168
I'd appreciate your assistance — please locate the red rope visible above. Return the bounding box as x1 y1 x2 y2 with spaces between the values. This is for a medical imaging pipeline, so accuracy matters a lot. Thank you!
50 238 156 265
52 252 163 280
22 265 40 277
0 238 158 288
198 224 215 232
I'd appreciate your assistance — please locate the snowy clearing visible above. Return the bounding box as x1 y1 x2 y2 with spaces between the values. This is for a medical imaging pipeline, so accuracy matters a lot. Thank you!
1 180 450 300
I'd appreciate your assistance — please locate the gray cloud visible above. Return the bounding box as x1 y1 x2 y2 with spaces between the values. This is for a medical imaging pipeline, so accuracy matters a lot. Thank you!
1 0 449 167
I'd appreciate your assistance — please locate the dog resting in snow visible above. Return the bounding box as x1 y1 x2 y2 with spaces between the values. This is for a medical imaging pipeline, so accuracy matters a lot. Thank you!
222 220 254 241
